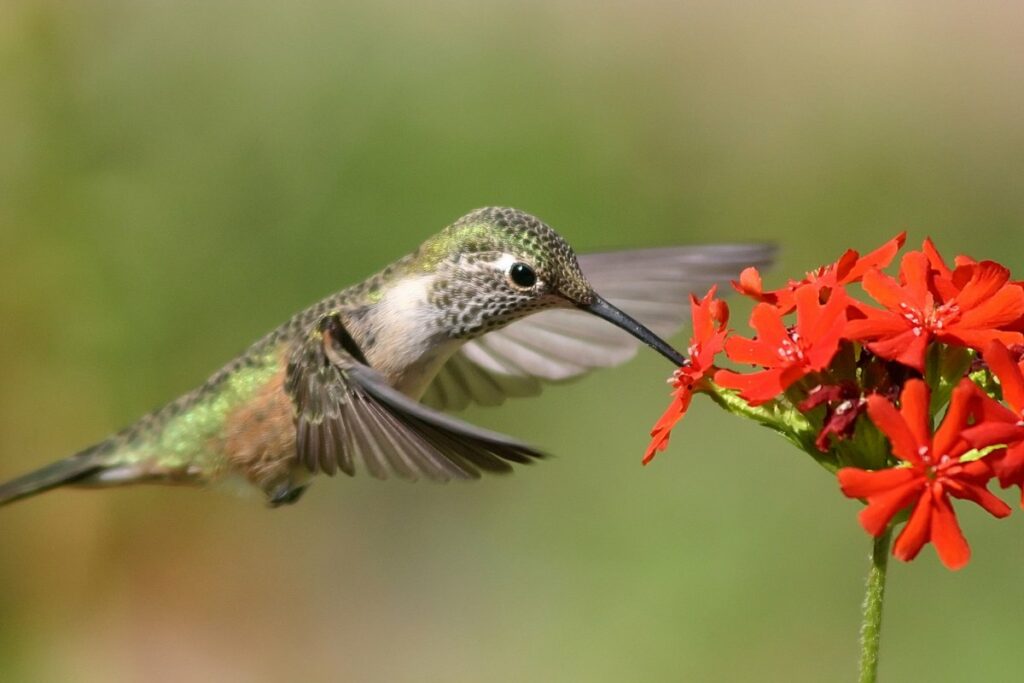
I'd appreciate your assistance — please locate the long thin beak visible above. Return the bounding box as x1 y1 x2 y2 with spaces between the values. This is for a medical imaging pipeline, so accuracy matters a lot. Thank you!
580 294 689 366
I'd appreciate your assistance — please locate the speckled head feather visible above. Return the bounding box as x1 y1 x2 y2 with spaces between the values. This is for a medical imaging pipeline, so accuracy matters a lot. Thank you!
416 207 595 338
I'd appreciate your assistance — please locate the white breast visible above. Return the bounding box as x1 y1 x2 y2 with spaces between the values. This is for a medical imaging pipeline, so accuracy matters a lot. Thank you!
366 276 463 398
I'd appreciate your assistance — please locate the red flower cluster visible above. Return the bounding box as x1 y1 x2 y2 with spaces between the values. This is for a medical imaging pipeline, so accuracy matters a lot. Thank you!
645 234 1024 570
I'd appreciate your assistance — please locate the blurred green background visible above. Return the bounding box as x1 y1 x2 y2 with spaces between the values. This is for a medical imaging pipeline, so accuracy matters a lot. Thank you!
2 1 1023 681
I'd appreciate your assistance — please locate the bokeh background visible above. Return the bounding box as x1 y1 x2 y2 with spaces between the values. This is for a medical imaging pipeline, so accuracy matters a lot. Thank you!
2 1 1023 681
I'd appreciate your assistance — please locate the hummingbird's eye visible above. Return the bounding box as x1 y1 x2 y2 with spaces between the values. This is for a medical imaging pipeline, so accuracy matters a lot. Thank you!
508 262 537 289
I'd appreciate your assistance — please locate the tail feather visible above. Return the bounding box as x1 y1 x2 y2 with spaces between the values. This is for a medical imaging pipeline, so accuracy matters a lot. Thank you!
0 454 104 508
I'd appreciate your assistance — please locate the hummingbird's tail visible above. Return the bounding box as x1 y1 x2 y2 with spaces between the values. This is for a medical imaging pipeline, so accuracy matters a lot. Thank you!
0 452 104 508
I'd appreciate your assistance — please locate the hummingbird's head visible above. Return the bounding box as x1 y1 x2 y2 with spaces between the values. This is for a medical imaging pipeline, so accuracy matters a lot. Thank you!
418 207 687 365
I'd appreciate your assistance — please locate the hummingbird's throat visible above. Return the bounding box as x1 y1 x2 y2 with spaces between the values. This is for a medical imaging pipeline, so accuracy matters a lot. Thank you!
358 276 464 398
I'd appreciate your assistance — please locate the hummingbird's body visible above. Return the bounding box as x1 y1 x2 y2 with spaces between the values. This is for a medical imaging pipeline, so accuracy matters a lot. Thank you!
0 208 774 507
68 255 465 499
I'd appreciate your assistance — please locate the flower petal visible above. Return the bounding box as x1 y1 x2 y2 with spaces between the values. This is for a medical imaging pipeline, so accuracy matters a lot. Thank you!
866 329 930 373
794 284 822 336
643 391 695 464
896 251 934 309
957 281 1024 331
899 380 932 455
714 367 789 405
991 442 1024 488
840 232 907 283
690 286 728 345
838 467 918 498
944 479 1012 518
798 288 849 370
866 393 924 464
953 261 1012 311
943 328 1024 353
724 336 781 368
844 311 909 340
861 268 912 314
962 421 1024 448
932 379 976 457
929 486 971 570
893 488 933 562
733 267 767 301
984 341 1024 413
857 478 925 536
921 237 952 279
749 303 791 349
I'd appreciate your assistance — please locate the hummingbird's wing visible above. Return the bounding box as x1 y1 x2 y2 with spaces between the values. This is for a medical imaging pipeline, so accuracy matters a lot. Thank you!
423 243 776 410
286 315 544 481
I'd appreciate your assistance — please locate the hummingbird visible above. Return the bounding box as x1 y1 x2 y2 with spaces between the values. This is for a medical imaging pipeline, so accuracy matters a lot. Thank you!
0 207 773 508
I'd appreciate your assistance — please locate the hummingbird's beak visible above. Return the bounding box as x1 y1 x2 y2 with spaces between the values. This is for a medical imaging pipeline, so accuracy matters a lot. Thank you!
580 294 689 367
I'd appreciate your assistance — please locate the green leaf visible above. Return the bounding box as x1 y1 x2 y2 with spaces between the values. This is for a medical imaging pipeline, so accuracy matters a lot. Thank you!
970 367 1002 400
837 413 890 470
959 444 1005 463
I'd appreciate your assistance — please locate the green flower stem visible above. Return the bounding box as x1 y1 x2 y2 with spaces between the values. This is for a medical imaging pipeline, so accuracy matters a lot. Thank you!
702 383 838 472
859 526 892 683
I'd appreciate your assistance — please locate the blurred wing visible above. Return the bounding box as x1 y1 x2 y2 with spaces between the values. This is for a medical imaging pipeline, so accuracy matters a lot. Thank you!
286 316 544 481
422 243 776 410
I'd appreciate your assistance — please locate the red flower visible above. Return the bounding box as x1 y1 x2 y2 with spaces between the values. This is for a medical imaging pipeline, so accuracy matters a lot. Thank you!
714 284 848 405
644 287 730 464
734 232 905 312
963 341 1024 507
845 250 1024 372
838 379 1012 570
922 239 1024 334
